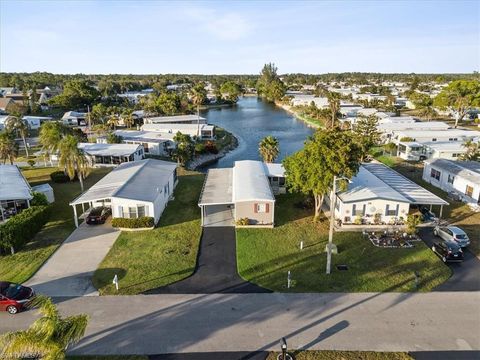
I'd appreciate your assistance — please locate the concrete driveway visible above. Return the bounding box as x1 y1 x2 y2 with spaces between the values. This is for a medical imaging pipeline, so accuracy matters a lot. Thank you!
147 227 269 294
418 228 480 291
25 221 120 296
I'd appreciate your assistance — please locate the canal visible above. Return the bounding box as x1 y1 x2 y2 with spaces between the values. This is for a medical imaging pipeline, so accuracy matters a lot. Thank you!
201 96 315 168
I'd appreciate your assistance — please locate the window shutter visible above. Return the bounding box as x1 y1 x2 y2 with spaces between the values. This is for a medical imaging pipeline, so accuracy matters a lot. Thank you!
254 204 258 213
362 204 366 216
385 204 389 215
266 203 270 213
395 204 399 216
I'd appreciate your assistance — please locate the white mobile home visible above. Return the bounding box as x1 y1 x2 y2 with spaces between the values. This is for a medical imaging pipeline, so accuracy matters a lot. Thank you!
98 130 175 156
334 163 448 225
423 159 480 207
391 129 480 144
0 165 33 221
141 123 215 140
62 111 87 126
69 159 178 227
78 143 144 167
22 116 53 129
144 114 207 125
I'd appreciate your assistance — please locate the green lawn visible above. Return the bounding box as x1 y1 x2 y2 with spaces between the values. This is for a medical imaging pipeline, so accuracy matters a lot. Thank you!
237 193 451 292
267 350 413 360
92 169 204 295
0 167 111 284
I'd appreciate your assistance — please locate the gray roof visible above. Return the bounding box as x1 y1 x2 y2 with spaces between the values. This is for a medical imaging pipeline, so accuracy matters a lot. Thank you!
233 160 274 202
114 130 174 143
426 159 480 184
70 159 176 205
362 163 448 205
78 143 141 157
198 168 233 205
0 165 32 201
145 114 206 124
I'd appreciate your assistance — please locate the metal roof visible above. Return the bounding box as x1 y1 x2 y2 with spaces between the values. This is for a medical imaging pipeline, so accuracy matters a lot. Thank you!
0 165 32 201
264 163 285 178
141 123 214 133
393 129 480 139
70 159 176 205
145 114 206 124
426 159 480 184
233 160 275 202
114 130 174 143
198 168 233 205
78 143 142 157
379 121 450 131
362 163 448 205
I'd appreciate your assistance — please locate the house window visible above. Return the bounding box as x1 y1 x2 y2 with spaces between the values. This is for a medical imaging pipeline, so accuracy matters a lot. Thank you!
447 174 455 184
257 203 267 213
466 185 474 198
128 207 137 218
137 205 145 218
352 204 365 216
432 138 437 142
385 204 399 216
279 177 285 186
430 168 441 181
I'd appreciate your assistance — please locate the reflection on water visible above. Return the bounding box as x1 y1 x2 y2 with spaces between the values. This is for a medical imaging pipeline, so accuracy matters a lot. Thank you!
202 97 314 169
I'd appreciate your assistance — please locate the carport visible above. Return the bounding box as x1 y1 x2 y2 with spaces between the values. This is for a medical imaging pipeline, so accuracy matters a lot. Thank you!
198 168 235 227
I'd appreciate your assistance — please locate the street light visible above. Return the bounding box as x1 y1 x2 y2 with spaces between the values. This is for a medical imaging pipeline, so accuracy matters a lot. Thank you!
326 175 351 274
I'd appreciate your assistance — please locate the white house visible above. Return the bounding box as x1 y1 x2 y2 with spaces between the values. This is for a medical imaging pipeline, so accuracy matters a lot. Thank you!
141 123 215 140
379 121 450 143
0 165 33 222
78 143 144 167
22 116 53 129
397 141 469 161
144 114 207 125
391 129 480 144
69 159 178 227
198 160 286 227
98 130 175 156
291 95 329 108
423 159 480 208
62 111 87 126
334 163 448 225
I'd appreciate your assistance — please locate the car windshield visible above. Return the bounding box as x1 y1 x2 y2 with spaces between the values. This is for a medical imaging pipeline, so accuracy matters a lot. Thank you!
447 243 461 251
89 208 103 216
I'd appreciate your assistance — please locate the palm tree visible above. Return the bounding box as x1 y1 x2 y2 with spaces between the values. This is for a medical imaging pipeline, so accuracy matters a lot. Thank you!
460 139 480 161
0 131 19 164
0 295 88 360
190 83 207 137
58 135 89 191
259 136 280 163
417 106 438 122
327 92 340 128
107 112 120 130
5 116 30 157
121 109 135 128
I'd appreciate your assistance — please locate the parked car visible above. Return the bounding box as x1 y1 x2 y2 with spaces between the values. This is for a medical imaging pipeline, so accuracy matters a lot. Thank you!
433 225 470 247
0 281 35 314
431 240 464 263
418 206 437 222
86 206 111 225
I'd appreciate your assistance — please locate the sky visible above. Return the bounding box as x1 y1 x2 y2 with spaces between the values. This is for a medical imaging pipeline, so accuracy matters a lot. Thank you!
1 0 479 74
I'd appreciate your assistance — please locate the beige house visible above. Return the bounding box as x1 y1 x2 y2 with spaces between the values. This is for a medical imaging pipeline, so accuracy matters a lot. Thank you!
198 160 285 227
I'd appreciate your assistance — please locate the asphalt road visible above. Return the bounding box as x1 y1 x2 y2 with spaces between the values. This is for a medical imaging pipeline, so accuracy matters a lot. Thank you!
147 227 269 294
418 228 480 291
1 292 479 355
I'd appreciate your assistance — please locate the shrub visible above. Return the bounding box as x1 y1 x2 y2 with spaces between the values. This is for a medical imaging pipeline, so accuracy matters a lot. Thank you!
406 214 421 234
354 215 363 225
373 213 382 225
111 216 154 229
50 171 71 183
31 192 49 206
204 141 218 154
27 159 36 167
0 205 51 253
194 143 206 154
236 217 249 226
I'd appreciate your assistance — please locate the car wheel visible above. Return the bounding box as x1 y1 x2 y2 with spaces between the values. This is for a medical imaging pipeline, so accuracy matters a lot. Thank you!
442 256 447 263
6 305 18 314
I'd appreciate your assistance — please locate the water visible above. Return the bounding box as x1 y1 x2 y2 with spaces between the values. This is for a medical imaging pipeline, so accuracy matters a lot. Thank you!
201 97 314 168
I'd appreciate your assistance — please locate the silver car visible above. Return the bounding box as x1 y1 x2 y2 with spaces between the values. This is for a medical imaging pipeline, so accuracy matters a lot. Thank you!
433 226 470 247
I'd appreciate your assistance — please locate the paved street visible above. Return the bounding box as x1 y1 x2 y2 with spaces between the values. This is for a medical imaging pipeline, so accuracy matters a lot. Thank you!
25 221 120 296
1 292 479 355
418 228 480 291
148 227 269 294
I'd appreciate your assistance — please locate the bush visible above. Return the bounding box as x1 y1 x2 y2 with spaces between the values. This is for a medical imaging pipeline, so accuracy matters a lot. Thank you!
27 159 36 167
31 192 49 206
50 171 71 183
111 216 154 229
406 214 421 234
236 217 249 226
194 143 206 154
204 141 218 154
0 205 51 253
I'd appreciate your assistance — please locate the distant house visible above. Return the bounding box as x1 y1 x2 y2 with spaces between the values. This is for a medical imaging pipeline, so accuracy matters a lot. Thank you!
397 141 469 161
379 121 450 143
423 159 480 207
22 116 53 129
0 165 33 222
77 143 144 167
0 98 16 114
391 129 480 145
144 114 207 125
141 123 215 140
333 163 448 225
97 130 175 156
198 160 286 227
62 111 87 126
69 159 178 227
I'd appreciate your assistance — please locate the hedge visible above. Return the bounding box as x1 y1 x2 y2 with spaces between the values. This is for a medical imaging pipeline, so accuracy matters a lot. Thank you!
50 171 71 183
0 205 51 253
111 216 155 229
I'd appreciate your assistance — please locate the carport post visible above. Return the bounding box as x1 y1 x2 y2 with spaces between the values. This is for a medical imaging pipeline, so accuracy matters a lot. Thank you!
73 205 78 228
439 205 443 220
201 206 204 226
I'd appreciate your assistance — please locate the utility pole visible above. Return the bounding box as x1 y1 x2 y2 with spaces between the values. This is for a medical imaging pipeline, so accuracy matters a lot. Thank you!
326 175 337 274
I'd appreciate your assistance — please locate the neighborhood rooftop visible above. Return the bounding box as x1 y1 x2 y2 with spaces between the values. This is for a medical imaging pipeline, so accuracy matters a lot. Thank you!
113 130 175 143
144 114 206 123
0 165 32 201
361 162 448 205
198 168 233 205
78 143 141 157
70 159 177 205
233 160 275 202
426 159 480 183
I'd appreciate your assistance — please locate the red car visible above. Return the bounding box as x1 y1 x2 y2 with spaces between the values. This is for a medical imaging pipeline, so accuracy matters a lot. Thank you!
0 281 35 314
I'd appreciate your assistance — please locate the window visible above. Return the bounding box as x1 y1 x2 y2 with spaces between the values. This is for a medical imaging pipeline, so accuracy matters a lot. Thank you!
430 168 441 181
255 203 270 213
432 138 437 142
466 185 474 198
279 177 285 186
352 204 365 216
137 205 145 218
385 204 399 216
447 174 455 184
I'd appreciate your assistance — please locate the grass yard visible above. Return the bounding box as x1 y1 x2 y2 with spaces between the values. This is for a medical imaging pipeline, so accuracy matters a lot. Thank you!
237 193 451 292
92 168 204 295
267 350 413 360
0 166 111 284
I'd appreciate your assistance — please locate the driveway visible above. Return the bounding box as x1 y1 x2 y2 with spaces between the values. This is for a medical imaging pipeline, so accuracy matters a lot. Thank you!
147 227 269 294
25 221 120 296
418 228 480 291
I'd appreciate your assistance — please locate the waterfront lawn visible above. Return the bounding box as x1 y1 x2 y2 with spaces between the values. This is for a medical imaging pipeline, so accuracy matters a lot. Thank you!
0 167 111 284
236 193 451 292
267 350 413 360
391 161 480 257
92 169 204 295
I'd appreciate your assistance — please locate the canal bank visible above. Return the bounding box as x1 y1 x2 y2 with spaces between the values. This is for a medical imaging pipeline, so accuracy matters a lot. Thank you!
275 101 322 129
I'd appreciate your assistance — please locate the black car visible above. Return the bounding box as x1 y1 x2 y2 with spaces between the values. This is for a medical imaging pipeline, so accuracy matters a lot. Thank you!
86 206 111 225
0 281 35 314
431 240 464 263
419 206 437 222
